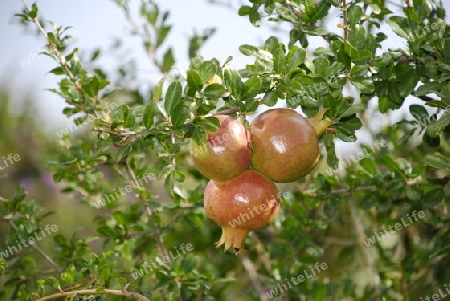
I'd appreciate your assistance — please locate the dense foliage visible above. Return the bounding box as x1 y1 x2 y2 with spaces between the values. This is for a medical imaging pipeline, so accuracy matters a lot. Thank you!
1 0 450 300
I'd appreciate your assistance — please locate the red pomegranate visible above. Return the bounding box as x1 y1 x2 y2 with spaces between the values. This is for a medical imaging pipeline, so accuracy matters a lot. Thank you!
204 170 280 255
250 108 331 183
191 115 251 182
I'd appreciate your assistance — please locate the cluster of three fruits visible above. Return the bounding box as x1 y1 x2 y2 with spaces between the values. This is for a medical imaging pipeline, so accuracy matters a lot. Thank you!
191 108 328 255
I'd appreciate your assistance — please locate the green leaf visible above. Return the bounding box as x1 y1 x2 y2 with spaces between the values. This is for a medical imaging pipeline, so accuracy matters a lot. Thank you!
238 5 251 16
202 116 220 132
323 201 336 217
309 1 331 23
263 90 279 107
192 126 207 145
416 81 444 96
423 188 445 208
351 77 374 93
48 66 65 75
403 7 419 25
116 278 127 288
162 48 175 72
439 84 450 99
348 24 367 50
243 77 262 100
379 155 403 175
99 264 111 284
164 81 182 115
171 103 190 127
302 27 327 36
426 112 450 137
313 57 330 76
335 126 356 142
14 13 31 21
409 105 428 124
286 46 306 74
340 103 365 118
156 25 172 48
29 2 39 19
387 17 411 40
60 266 75 285
378 97 389 113
224 68 242 99
198 59 221 83
424 153 450 172
239 44 260 56
204 84 227 99
152 77 165 102
45 276 62 290
113 211 126 225
82 76 105 97
273 45 285 74
186 69 203 95
144 102 158 128
360 157 377 175
124 109 135 128
360 191 379 210
347 5 363 28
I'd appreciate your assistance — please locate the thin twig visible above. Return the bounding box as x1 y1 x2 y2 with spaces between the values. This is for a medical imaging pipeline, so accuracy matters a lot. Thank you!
349 199 380 293
125 158 169 258
342 0 349 41
283 0 303 20
21 0 87 100
241 256 269 301
328 185 377 195
122 5 167 74
36 289 151 301
212 107 240 116
7 220 62 273
164 208 190 227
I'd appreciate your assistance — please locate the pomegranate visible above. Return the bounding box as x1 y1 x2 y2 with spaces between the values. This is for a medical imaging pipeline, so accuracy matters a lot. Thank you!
191 115 251 182
204 170 280 255
250 108 331 183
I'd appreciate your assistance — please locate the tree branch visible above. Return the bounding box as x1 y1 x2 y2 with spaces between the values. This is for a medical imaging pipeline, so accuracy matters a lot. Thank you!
212 107 240 116
342 0 349 41
282 0 303 21
241 256 269 301
124 158 169 259
7 220 62 273
37 289 151 301
22 0 89 102
349 199 380 293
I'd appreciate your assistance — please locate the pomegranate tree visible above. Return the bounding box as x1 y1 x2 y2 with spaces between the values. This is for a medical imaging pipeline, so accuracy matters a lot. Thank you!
204 170 280 255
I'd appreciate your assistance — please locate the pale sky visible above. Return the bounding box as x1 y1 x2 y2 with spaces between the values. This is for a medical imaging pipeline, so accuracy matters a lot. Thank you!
0 0 282 130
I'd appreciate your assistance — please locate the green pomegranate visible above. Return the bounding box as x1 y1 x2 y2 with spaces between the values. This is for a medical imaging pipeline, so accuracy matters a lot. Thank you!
250 108 331 183
191 115 251 182
204 170 280 255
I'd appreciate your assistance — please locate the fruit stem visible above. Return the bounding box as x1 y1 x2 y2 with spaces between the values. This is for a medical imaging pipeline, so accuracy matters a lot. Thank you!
215 226 250 256
309 108 333 137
